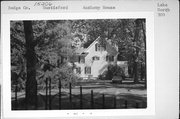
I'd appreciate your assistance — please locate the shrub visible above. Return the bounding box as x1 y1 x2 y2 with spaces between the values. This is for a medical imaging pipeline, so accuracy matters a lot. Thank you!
37 63 81 89
98 70 111 80
98 64 125 80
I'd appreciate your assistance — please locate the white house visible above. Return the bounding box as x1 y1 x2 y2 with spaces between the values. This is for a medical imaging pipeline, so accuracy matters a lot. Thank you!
73 37 128 79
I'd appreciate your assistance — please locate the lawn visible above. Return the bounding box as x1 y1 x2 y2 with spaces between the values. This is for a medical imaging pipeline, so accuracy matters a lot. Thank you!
12 80 147 110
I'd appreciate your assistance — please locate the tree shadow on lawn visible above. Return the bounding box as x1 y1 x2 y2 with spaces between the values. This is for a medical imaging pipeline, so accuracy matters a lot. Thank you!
12 91 146 110
80 82 146 90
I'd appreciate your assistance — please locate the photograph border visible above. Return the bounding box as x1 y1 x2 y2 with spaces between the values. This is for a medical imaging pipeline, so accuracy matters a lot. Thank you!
2 12 155 118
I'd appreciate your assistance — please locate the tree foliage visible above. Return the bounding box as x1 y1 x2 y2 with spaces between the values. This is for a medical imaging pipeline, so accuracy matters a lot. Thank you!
72 19 146 82
11 18 146 95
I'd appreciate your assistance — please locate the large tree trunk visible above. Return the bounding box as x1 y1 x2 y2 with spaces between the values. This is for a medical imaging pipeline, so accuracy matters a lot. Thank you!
133 56 139 83
141 20 147 88
133 63 138 83
133 20 140 83
133 19 146 84
23 21 37 106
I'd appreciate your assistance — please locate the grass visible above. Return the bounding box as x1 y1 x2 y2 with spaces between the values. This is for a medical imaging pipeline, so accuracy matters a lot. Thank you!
12 81 147 110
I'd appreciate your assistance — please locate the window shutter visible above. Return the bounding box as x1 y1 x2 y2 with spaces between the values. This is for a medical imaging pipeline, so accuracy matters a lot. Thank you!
79 67 81 74
78 56 81 63
85 67 87 74
95 44 97 51
106 56 108 61
112 56 114 61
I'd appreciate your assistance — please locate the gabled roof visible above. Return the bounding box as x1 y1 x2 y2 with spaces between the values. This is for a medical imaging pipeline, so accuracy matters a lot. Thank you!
75 36 118 56
84 36 101 52
85 36 118 55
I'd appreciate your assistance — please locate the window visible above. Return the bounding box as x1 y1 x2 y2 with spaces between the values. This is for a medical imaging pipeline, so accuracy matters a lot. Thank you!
95 43 107 51
78 56 85 63
95 43 101 51
81 57 85 63
92 57 95 60
92 56 100 61
76 67 81 74
106 55 114 61
85 67 91 74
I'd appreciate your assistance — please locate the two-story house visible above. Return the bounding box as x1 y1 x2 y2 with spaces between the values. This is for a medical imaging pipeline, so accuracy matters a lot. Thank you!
73 37 129 80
